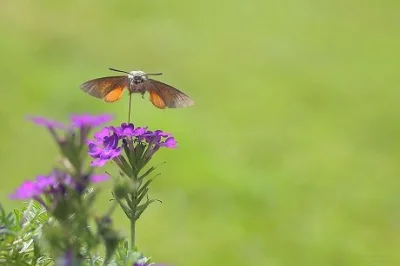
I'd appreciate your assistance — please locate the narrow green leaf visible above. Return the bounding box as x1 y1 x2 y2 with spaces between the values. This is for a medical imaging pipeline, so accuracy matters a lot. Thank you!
117 199 132 219
124 143 137 172
138 166 156 181
136 188 149 205
113 155 134 177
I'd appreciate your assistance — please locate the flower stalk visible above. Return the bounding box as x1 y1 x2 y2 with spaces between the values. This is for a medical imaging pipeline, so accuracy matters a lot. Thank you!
88 123 177 250
9 114 121 263
8 113 177 265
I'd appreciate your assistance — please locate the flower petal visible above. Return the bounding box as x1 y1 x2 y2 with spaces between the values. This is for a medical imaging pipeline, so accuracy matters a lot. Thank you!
70 114 113 128
9 181 41 200
94 127 112 141
162 137 177 148
90 174 110 183
35 175 56 190
27 116 64 129
91 159 108 167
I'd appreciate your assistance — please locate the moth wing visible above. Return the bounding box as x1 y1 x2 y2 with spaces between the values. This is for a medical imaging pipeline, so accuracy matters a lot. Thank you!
80 76 128 100
146 79 194 108
149 89 167 109
104 87 125 102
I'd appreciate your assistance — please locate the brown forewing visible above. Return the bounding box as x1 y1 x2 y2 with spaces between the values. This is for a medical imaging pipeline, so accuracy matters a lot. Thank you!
146 79 194 108
80 76 129 99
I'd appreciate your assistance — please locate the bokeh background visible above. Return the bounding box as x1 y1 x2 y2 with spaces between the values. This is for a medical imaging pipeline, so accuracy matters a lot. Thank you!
1 0 399 265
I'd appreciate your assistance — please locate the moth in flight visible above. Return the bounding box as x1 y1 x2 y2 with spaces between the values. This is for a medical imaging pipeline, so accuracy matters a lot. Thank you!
80 68 194 109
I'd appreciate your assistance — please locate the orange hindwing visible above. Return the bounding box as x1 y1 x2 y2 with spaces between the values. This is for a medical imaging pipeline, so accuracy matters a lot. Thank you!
149 90 166 109
104 87 124 102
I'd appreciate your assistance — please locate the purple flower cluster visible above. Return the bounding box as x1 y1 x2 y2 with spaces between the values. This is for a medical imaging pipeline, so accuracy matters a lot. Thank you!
87 123 177 167
10 171 109 200
28 114 113 130
27 113 113 148
70 114 113 128
28 116 65 129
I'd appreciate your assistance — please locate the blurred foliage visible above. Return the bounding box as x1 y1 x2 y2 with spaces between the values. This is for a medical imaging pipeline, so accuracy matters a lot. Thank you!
0 202 52 265
0 0 399 265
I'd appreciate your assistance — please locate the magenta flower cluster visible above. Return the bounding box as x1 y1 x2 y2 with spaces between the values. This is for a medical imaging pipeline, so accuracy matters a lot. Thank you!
28 113 113 130
8 113 176 266
10 114 113 201
87 123 177 167
10 172 109 200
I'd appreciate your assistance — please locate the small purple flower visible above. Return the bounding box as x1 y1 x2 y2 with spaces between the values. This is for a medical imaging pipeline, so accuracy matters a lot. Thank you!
94 126 113 141
154 130 172 138
140 130 171 144
70 114 113 128
27 116 64 129
48 170 75 195
35 175 56 190
11 171 110 201
89 174 110 183
159 137 177 148
88 134 122 167
141 130 176 148
10 171 71 201
88 123 177 168
139 131 155 143
113 123 147 138
9 181 42 200
75 173 110 193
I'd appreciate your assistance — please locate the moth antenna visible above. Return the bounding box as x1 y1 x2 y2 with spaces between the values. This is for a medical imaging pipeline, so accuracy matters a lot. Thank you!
109 68 131 75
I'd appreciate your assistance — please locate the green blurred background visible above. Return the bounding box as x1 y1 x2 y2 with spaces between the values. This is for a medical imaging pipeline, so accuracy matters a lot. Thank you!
1 0 399 265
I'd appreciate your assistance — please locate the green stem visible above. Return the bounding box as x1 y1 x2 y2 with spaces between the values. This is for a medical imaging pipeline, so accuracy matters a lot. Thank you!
130 191 137 250
130 215 136 250
128 92 132 123
128 143 140 251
